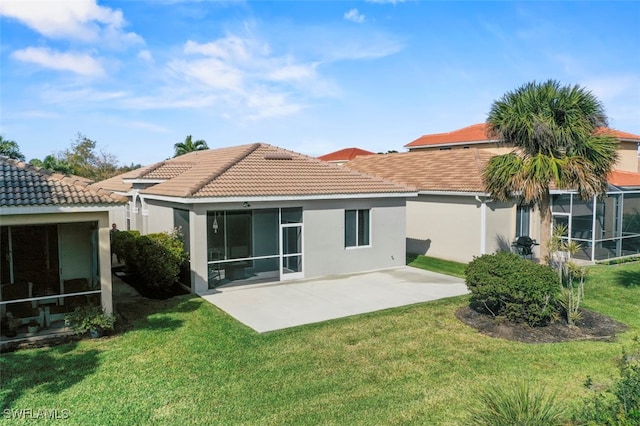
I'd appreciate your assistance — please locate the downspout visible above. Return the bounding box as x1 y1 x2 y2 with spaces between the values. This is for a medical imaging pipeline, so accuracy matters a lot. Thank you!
475 196 493 255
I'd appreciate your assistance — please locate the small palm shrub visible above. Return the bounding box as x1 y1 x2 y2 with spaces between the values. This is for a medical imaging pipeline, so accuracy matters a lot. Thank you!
465 251 560 326
468 381 566 426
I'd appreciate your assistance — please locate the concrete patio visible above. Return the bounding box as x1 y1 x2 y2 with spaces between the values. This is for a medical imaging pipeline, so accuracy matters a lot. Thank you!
199 267 469 332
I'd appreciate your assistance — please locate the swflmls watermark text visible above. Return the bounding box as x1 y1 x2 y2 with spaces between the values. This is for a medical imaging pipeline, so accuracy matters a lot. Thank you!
3 408 70 420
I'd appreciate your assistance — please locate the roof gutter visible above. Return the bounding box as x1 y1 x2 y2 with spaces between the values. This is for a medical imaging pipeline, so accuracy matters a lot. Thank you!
135 192 419 204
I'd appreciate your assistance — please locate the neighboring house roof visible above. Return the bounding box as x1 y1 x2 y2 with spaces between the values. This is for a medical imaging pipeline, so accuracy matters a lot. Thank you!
318 147 375 162
0 157 127 207
405 124 494 148
405 123 640 148
608 170 640 188
94 143 414 199
346 149 494 193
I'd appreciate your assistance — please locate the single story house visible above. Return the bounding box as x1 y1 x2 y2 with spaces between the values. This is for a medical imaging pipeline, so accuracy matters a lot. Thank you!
0 157 126 342
91 143 416 294
346 125 640 263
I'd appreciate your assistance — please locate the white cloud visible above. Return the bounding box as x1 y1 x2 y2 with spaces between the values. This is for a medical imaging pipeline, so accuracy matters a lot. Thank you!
267 63 318 82
11 47 105 76
160 35 329 119
365 0 406 4
0 0 142 46
344 9 365 24
138 50 153 62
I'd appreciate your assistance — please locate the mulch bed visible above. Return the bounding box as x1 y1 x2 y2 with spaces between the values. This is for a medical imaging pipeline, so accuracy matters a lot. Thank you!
114 268 189 300
455 306 628 344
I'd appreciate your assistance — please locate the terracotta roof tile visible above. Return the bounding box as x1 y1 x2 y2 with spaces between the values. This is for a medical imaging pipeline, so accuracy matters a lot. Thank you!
608 170 640 187
406 123 640 148
97 143 413 199
346 149 494 193
1 157 127 207
318 147 376 162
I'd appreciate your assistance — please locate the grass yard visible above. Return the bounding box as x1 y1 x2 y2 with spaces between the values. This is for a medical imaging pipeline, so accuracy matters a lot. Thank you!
1 261 638 425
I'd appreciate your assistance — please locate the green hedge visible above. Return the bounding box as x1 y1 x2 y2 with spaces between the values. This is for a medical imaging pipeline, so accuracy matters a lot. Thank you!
112 229 187 292
465 252 560 326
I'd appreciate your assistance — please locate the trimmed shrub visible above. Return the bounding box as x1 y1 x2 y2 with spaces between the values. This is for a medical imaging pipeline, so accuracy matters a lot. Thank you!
465 251 560 326
112 230 140 272
134 231 187 292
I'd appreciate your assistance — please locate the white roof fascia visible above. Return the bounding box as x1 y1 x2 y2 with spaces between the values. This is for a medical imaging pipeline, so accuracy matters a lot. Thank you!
1 205 121 215
122 178 166 184
139 192 418 204
418 190 490 197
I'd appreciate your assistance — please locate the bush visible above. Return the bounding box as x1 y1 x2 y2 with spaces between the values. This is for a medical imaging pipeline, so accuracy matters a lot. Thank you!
112 230 140 272
468 381 566 426
465 252 560 326
579 346 640 425
65 305 116 335
134 231 187 292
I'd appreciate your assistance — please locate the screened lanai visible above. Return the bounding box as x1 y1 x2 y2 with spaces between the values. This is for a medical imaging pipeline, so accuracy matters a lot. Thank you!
206 207 303 288
551 186 640 261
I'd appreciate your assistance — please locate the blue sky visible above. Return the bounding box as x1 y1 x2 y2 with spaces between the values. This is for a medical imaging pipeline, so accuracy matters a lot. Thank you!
1 1 639 167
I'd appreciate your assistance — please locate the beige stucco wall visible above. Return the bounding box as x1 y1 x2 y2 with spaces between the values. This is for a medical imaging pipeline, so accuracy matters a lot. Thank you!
0 211 114 314
406 195 533 263
406 195 482 262
484 200 519 254
616 141 640 172
409 143 511 155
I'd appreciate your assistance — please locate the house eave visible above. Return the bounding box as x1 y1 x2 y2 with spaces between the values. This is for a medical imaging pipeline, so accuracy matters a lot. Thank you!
417 190 490 197
122 178 166 184
406 140 500 149
138 192 418 204
0 205 124 215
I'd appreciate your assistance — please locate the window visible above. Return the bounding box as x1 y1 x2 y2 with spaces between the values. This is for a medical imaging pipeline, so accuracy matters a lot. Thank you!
345 209 370 247
515 205 530 237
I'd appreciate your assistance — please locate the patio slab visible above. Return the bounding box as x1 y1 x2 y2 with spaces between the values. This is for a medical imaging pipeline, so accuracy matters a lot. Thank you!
198 267 469 332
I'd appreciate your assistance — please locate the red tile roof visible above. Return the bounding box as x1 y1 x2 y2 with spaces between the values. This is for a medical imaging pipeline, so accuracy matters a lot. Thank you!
94 143 414 199
318 147 375 162
346 149 494 193
608 170 640 187
405 123 640 148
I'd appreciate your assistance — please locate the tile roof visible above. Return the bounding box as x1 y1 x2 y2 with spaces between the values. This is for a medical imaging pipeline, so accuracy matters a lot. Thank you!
608 170 640 188
318 147 375 162
345 149 494 193
1 157 127 207
405 123 640 148
94 143 414 199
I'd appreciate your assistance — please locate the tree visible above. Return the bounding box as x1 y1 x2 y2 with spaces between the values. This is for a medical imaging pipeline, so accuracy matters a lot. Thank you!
483 80 618 261
30 154 74 175
61 133 120 181
173 135 208 157
0 136 25 161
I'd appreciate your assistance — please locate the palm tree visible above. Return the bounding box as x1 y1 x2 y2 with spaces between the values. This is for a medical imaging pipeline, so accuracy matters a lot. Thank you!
0 136 25 161
173 135 209 157
483 79 618 261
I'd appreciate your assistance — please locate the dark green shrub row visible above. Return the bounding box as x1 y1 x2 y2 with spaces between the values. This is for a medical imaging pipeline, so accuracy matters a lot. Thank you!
465 251 560 326
112 229 187 291
597 255 640 266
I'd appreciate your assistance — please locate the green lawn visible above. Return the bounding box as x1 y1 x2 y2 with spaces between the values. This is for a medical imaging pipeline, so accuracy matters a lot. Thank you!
1 261 638 425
